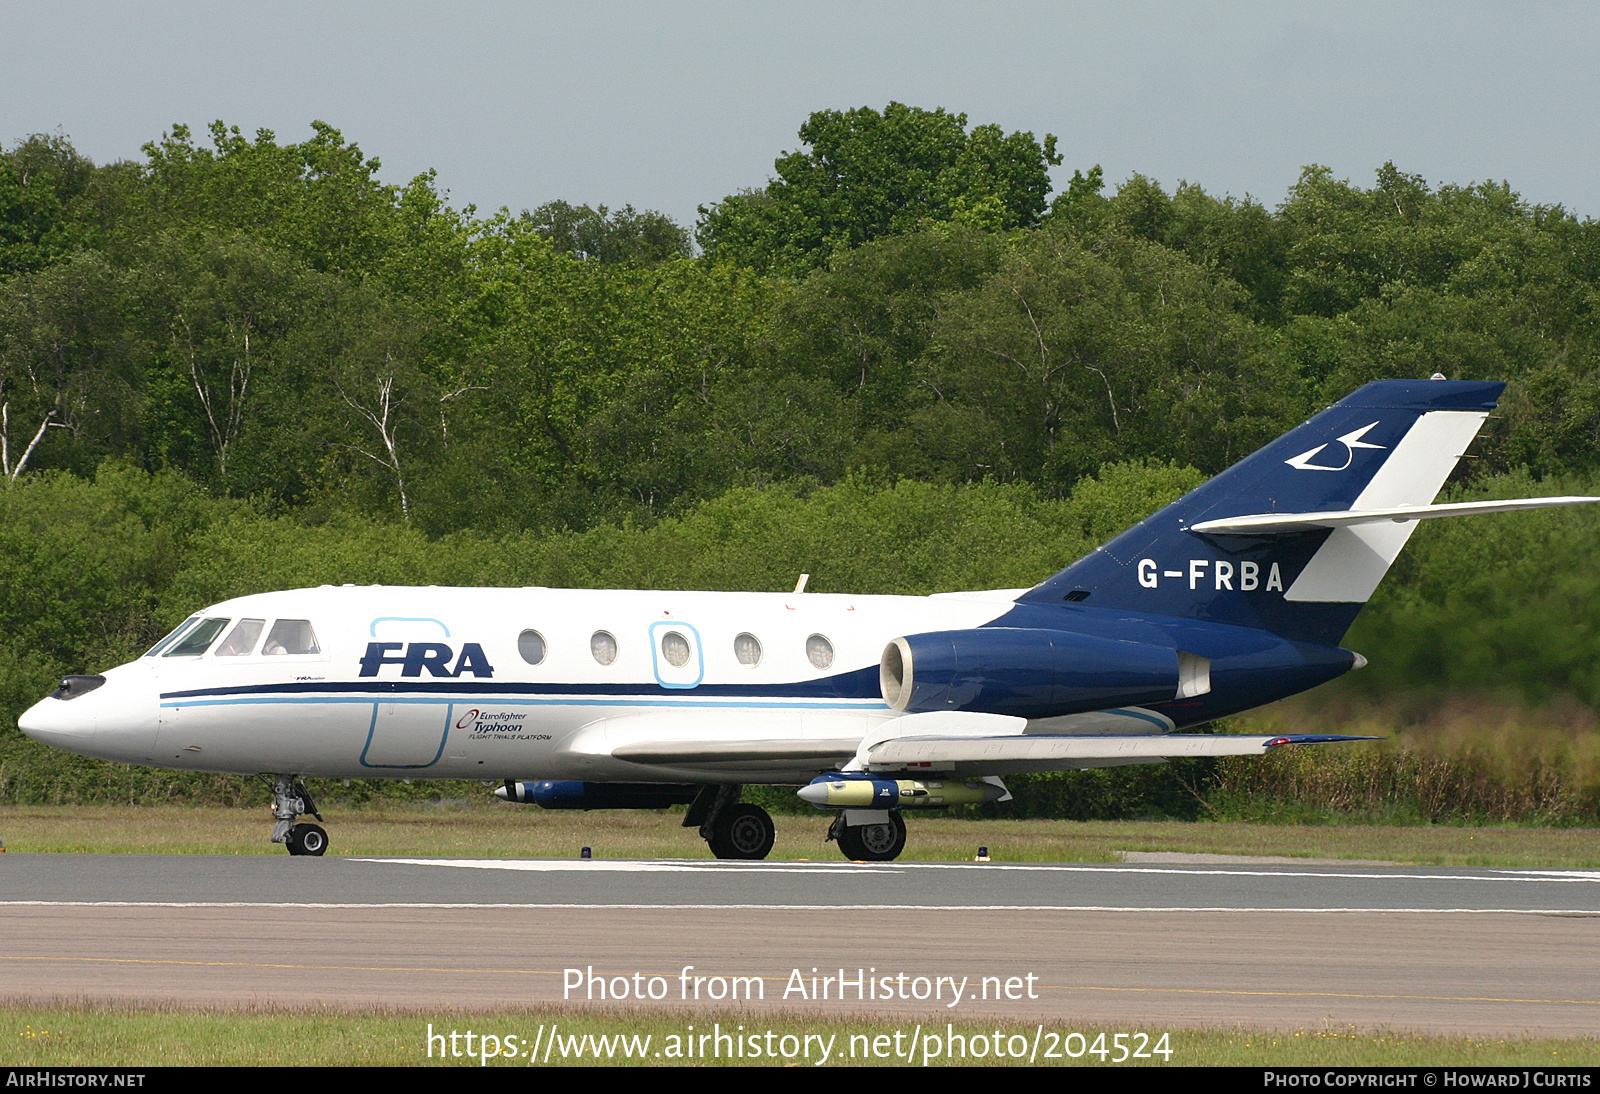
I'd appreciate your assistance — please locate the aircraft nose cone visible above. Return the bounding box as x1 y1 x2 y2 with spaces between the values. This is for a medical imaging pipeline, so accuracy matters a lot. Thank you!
17 695 89 750
18 669 159 762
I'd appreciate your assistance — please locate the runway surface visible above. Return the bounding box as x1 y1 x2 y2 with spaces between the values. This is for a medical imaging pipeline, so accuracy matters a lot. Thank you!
3 853 1598 1035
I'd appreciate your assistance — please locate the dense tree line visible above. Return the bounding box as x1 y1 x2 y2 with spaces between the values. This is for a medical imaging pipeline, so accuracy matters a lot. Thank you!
6 107 1598 538
4 102 1600 750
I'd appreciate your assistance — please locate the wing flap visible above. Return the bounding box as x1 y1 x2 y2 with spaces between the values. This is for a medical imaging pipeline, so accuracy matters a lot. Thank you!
866 732 1376 769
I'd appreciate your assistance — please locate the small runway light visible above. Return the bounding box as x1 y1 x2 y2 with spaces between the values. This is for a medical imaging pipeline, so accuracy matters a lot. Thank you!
975 846 990 862
580 846 591 860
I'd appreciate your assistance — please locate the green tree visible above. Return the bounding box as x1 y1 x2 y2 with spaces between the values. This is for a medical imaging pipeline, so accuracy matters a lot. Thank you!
129 233 317 487
1045 165 1108 230
459 214 791 528
0 155 65 279
697 103 1060 275
524 200 691 264
312 286 436 521
0 252 138 479
1163 183 1292 321
130 121 409 278
912 230 1302 488
0 133 114 278
763 225 1004 473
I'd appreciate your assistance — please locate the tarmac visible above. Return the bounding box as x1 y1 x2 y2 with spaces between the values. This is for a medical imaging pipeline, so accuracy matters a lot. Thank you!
3 852 1597 1035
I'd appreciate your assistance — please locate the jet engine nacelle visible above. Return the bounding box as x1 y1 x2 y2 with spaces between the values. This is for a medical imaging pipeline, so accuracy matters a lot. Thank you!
880 628 1207 719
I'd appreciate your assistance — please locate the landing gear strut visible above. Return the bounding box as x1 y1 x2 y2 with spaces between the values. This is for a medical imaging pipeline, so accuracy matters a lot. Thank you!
265 775 327 856
685 785 775 860
830 811 907 862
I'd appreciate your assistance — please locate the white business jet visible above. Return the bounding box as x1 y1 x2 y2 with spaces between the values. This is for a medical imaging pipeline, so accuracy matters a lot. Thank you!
19 380 1598 860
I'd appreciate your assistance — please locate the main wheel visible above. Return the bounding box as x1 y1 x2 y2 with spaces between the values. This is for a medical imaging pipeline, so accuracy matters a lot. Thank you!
836 812 906 862
707 803 774 860
286 822 328 856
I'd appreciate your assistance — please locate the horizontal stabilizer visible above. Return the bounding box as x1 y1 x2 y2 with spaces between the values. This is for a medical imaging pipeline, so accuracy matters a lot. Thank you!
1191 496 1600 535
864 732 1377 773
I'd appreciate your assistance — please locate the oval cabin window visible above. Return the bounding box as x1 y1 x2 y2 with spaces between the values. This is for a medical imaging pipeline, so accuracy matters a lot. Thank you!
660 631 691 668
518 629 547 665
590 630 618 666
806 633 834 670
734 632 762 667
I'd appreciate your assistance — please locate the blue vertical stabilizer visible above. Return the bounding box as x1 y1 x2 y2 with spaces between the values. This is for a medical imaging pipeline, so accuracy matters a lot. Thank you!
1017 380 1506 645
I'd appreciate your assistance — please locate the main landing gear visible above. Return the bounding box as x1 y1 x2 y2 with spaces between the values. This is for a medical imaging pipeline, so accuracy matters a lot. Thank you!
264 775 328 856
685 785 775 860
829 811 907 862
679 785 909 861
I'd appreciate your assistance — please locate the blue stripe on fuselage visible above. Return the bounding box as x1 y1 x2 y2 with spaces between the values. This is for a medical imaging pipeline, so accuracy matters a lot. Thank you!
160 695 889 711
159 665 885 703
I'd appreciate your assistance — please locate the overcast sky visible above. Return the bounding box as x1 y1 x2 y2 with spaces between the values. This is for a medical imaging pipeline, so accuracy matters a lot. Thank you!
3 2 1595 229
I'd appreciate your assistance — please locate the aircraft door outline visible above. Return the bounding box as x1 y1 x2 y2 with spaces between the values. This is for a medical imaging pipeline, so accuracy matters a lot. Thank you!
359 700 452 768
362 616 453 767
649 620 704 689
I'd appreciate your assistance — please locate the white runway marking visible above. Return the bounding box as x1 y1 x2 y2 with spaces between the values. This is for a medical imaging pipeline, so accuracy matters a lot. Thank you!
1 900 1596 915
361 857 889 874
357 857 1600 886
1506 870 1600 881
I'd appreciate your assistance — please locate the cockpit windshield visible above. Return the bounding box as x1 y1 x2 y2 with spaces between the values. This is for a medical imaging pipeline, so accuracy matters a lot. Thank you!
144 614 202 657
164 617 231 657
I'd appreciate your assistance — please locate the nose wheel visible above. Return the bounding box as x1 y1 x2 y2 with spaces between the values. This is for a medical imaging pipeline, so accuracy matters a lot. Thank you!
263 775 328 856
286 823 328 856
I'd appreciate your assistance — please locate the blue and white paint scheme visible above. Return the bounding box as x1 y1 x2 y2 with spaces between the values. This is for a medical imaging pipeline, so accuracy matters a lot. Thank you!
19 379 1599 860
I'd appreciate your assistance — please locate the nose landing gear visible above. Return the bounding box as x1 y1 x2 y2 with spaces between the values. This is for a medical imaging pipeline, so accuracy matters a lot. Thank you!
286 821 328 856
264 775 328 856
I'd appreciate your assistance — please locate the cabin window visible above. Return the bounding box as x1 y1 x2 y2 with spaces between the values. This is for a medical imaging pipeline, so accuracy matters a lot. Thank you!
145 614 202 657
806 633 834 670
734 632 762 667
591 630 618 666
214 618 265 657
262 619 320 656
165 617 230 657
659 630 691 668
518 629 547 665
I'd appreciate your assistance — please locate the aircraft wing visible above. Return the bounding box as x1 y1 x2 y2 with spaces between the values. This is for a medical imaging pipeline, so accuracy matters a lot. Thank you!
572 708 870 775
850 710 1375 776
593 708 1373 779
1189 496 1600 535
866 732 1374 769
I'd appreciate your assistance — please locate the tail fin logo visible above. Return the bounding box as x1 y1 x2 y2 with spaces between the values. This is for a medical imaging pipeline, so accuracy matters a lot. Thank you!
1284 422 1386 472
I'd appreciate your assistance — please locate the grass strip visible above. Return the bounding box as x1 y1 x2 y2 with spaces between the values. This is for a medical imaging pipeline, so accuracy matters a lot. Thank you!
5 1001 1598 1067
3 804 1600 868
